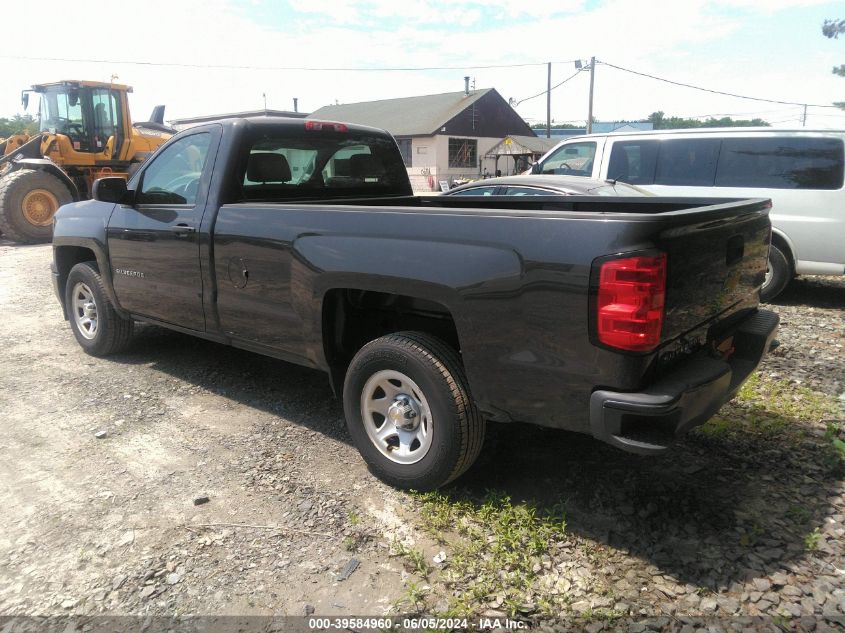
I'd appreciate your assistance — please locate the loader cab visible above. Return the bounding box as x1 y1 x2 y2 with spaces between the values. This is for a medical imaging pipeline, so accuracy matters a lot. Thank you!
33 82 126 159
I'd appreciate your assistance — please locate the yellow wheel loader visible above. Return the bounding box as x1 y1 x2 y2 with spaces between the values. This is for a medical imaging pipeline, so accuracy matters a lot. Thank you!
0 80 172 243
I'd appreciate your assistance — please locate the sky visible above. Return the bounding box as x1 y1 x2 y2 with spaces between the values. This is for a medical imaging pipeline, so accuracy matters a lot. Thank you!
1 0 844 130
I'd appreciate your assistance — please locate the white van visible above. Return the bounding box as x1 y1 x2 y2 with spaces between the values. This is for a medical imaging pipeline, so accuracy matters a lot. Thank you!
532 128 845 301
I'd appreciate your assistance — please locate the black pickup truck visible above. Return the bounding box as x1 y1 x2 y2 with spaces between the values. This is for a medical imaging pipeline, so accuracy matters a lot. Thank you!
51 118 778 490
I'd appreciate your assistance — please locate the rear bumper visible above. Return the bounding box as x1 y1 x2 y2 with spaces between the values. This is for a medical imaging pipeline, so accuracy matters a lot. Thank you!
589 309 779 455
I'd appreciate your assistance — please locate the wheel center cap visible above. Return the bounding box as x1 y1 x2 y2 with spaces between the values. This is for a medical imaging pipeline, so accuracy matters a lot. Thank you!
83 303 96 318
387 395 420 431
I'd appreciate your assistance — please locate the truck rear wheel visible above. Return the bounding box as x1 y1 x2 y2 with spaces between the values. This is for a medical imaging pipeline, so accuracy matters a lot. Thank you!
760 244 792 303
343 331 485 490
65 261 134 356
0 169 73 243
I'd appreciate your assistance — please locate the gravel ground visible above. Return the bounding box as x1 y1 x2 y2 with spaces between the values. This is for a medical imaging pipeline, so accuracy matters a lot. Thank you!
0 241 843 631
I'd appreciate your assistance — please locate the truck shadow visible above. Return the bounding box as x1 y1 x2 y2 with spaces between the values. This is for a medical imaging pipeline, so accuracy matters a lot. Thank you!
452 416 843 589
769 275 845 309
109 324 842 590
113 324 350 441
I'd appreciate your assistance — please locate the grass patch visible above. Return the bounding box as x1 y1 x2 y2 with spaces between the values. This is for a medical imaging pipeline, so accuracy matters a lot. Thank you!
736 373 839 422
696 372 841 443
398 580 429 611
407 490 569 618
823 422 845 474
392 540 432 578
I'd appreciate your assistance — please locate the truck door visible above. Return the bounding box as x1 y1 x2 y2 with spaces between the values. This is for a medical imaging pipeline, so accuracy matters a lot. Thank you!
106 131 215 330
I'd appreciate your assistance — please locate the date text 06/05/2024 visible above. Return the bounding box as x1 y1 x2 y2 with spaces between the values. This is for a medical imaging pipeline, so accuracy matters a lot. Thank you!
307 617 527 630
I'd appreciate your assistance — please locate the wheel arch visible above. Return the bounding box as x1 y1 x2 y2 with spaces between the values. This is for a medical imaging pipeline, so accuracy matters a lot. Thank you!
54 239 126 319
770 228 796 274
10 159 80 201
319 283 464 397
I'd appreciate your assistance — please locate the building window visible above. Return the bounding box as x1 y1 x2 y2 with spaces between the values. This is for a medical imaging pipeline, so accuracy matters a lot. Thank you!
449 138 477 168
396 138 412 167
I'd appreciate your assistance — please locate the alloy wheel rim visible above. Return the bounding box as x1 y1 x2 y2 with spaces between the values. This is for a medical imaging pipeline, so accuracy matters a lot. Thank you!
360 370 433 465
763 262 773 289
71 282 98 340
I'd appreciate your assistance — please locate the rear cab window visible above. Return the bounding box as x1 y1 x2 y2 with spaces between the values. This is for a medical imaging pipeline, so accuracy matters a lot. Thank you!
237 123 411 201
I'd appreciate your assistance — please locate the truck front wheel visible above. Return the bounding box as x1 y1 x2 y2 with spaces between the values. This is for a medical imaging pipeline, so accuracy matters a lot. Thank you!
0 169 73 243
65 262 134 356
343 332 485 491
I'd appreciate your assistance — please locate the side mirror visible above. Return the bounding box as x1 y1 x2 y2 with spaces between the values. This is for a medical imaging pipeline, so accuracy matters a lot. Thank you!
92 177 131 204
21 92 29 110
530 162 541 174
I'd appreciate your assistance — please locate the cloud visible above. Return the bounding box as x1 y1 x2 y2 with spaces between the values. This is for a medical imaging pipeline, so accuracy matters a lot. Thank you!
0 0 840 129
712 0 831 12
286 0 585 25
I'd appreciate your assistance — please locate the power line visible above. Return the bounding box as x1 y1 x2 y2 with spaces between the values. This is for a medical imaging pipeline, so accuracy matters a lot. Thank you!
513 69 583 106
599 60 839 108
682 108 799 119
0 53 580 73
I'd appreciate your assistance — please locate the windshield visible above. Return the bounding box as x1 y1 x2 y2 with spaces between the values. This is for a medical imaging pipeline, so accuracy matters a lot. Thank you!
586 182 652 196
39 87 84 136
539 141 597 176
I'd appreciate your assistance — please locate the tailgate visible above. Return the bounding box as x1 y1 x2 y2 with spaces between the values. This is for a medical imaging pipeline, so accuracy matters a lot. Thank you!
656 199 771 344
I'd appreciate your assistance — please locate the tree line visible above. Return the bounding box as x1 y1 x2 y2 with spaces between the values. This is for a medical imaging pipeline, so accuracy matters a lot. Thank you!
537 111 771 131
0 114 38 138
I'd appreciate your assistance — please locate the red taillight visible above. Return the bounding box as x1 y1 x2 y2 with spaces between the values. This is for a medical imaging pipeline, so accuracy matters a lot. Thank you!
305 120 348 132
596 253 667 352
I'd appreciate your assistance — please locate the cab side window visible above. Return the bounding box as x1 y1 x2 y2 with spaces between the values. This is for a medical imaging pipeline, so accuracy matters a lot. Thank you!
137 134 211 205
607 141 659 184
91 89 120 151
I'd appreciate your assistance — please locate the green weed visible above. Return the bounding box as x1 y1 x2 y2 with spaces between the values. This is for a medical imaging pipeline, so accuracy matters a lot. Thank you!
804 527 822 551
392 540 432 577
407 490 568 618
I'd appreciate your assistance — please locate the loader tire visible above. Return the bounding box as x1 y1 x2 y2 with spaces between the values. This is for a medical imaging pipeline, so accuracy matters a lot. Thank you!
0 169 73 243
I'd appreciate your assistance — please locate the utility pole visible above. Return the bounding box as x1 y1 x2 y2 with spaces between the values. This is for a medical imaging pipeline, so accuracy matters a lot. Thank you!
546 62 552 139
802 104 807 127
587 56 596 134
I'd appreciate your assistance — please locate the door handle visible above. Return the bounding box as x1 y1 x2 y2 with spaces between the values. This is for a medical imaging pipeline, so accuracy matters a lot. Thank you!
170 224 196 234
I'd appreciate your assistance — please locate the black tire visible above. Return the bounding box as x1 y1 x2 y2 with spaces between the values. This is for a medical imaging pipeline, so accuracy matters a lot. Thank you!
65 261 134 356
343 331 485 491
761 244 792 303
0 169 73 243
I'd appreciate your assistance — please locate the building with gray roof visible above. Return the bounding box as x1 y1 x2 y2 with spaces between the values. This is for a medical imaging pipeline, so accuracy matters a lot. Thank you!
309 85 535 191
